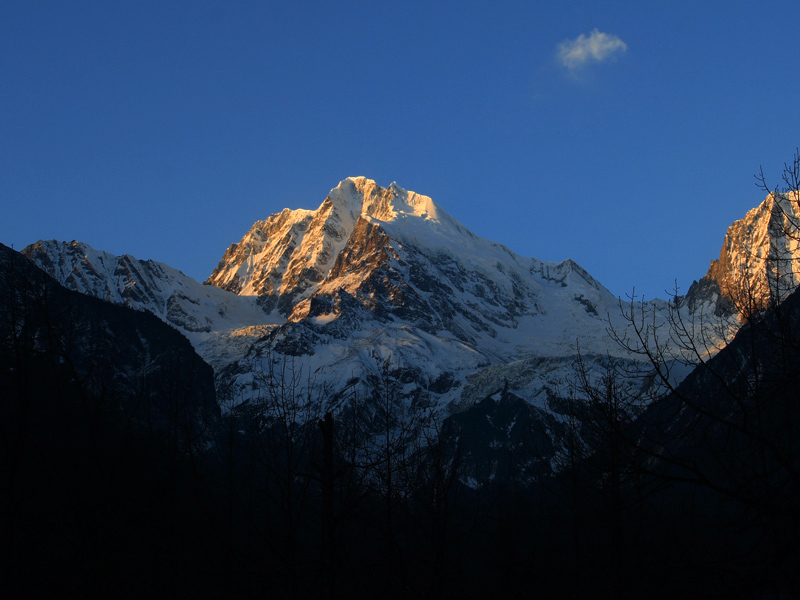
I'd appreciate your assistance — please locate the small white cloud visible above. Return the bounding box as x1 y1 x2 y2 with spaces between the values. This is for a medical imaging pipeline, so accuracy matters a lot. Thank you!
557 29 627 70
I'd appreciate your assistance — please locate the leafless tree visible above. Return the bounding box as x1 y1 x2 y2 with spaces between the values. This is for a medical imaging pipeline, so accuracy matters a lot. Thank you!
596 153 800 592
237 350 322 598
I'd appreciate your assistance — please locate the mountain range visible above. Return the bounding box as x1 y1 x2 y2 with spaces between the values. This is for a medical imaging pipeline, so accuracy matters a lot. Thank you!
23 176 765 417
17 177 798 444
7 176 800 597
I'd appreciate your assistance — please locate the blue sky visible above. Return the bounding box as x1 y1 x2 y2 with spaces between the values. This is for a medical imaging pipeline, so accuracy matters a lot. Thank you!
2 1 800 300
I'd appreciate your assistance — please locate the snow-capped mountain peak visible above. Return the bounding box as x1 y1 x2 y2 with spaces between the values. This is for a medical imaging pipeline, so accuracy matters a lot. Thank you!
331 176 450 227
204 178 621 334
193 179 651 407
205 177 472 309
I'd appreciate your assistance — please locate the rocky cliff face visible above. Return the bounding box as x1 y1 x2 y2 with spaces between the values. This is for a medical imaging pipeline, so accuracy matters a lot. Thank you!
206 178 399 302
692 191 800 318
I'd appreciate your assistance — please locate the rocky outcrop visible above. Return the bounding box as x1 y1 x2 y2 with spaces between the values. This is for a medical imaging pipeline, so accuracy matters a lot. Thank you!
697 191 800 318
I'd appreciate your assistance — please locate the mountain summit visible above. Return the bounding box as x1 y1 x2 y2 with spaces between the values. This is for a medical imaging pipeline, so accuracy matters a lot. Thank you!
206 177 483 312
204 177 615 349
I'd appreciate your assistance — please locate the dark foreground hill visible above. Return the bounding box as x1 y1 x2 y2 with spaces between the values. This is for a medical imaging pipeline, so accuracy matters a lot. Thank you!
0 243 224 597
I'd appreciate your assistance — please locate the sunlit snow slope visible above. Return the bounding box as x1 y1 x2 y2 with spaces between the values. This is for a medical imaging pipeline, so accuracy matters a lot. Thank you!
22 240 281 371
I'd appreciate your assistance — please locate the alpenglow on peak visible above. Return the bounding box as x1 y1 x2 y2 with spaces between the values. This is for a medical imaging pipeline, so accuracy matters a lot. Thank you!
329 176 450 226
204 177 468 298
203 177 612 337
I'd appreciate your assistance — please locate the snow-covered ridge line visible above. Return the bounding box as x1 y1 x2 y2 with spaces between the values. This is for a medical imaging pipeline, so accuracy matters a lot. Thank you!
22 239 281 370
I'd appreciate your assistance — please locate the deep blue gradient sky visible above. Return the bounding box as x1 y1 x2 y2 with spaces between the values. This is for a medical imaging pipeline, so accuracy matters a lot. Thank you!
3 1 800 300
